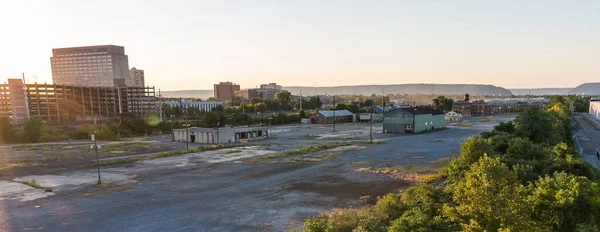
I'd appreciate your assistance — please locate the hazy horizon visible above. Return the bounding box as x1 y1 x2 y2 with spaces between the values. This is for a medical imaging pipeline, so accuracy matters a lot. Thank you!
1 0 599 90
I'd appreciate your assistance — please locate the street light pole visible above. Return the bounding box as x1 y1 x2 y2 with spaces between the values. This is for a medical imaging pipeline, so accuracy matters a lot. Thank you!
92 134 102 185
171 115 175 142
370 113 373 143
268 117 273 138
332 96 336 132
184 124 190 150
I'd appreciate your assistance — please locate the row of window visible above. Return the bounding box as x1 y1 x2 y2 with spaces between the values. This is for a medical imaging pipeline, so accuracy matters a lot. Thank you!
55 52 109 57
53 59 112 65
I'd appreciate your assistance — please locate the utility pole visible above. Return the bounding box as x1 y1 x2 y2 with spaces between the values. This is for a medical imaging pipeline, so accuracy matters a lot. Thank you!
299 90 303 111
183 124 191 150
370 113 373 143
92 134 102 184
332 95 336 132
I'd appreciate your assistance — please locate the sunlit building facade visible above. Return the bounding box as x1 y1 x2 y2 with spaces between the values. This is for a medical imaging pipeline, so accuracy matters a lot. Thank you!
50 45 130 87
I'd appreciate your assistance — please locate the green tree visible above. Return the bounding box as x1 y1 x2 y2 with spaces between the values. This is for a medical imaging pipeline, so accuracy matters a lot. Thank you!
361 99 374 108
250 97 263 104
23 118 45 143
299 110 306 118
335 103 349 111
309 96 323 109
441 136 494 184
515 108 557 144
432 96 455 112
0 116 14 144
444 155 533 231
527 172 600 231
254 102 267 113
274 91 292 106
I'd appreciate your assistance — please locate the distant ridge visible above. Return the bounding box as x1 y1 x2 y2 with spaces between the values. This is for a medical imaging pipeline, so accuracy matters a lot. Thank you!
161 83 600 99
568 83 600 95
509 88 572 95
285 84 512 96
161 84 512 99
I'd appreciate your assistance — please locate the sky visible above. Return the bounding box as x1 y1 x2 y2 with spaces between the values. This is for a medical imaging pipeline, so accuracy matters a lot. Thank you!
1 0 599 90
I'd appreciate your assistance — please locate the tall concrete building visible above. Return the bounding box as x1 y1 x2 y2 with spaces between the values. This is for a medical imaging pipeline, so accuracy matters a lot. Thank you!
129 67 145 87
214 81 240 101
50 45 129 87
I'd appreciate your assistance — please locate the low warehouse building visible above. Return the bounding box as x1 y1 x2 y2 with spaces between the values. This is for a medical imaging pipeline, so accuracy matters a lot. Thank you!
314 110 354 124
383 107 446 134
174 127 269 144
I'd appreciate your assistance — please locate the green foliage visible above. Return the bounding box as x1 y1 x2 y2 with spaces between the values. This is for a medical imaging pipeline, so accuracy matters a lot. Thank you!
0 116 14 144
299 110 306 118
432 96 454 112
304 97 600 231
515 108 557 144
23 118 45 143
440 137 494 184
527 172 600 231
444 155 533 231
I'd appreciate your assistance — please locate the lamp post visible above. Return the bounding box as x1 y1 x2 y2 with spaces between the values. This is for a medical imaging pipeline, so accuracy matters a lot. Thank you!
91 134 102 185
233 111 237 127
370 113 373 143
170 115 175 142
508 106 511 121
332 96 336 132
183 123 191 150
216 121 220 144
268 116 273 138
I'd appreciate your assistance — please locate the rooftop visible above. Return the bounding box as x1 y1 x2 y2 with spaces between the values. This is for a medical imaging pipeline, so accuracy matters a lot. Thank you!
318 110 354 117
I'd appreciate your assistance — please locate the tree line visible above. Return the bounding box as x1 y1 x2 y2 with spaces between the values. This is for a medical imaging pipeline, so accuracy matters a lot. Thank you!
302 95 600 231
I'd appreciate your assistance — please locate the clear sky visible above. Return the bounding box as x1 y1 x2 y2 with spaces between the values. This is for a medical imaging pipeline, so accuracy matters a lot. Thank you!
1 0 599 90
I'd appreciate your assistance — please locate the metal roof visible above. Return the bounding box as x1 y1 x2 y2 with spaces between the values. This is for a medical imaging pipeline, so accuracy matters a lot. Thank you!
318 110 354 117
384 107 445 116
486 98 548 104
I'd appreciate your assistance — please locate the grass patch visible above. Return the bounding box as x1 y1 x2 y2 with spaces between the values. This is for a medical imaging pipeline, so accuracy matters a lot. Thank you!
83 143 253 168
249 142 353 164
282 142 352 156
79 183 133 197
359 140 386 145
355 156 453 184
300 134 320 139
455 122 473 127
19 179 53 192
478 117 492 122
224 149 243 154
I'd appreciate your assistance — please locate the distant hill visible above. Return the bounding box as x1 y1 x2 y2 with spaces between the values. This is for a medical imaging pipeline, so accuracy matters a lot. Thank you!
161 90 213 99
160 84 512 98
568 83 600 95
285 84 512 96
509 88 572 96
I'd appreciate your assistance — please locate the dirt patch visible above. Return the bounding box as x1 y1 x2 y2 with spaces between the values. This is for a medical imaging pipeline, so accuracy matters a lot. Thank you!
77 183 135 197
289 177 411 201
0 142 176 179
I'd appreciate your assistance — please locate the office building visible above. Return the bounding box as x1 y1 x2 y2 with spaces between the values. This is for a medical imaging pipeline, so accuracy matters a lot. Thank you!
0 79 156 124
238 83 283 101
164 99 225 113
50 45 130 87
214 82 240 101
129 67 145 87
